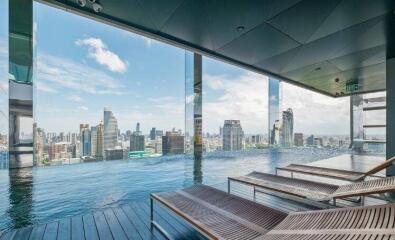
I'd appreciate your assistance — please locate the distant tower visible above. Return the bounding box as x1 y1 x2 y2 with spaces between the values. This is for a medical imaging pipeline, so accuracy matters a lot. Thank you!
222 120 244 151
281 108 294 147
96 122 104 159
135 122 141 135
90 126 97 157
150 127 156 140
103 108 118 150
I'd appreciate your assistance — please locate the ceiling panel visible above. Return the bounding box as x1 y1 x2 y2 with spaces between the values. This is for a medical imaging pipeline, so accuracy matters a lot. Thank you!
217 24 300 65
267 0 342 44
41 0 395 97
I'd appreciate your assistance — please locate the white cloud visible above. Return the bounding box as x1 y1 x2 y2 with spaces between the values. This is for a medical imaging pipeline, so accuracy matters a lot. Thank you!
68 95 83 102
78 106 89 111
281 82 350 135
203 72 268 134
75 37 127 73
37 53 125 95
37 82 57 93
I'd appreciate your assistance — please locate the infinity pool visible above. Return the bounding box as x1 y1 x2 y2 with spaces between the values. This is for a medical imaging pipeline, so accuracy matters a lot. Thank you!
0 148 346 231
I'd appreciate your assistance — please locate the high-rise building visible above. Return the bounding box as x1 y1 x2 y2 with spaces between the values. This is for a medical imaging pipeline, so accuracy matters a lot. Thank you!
90 126 97 157
104 107 118 150
281 108 293 147
79 124 89 156
314 137 323 146
270 120 281 145
96 122 104 159
130 134 145 152
162 131 184 155
294 133 304 146
306 135 315 146
222 120 244 151
150 127 156 140
135 122 141 135
81 125 91 156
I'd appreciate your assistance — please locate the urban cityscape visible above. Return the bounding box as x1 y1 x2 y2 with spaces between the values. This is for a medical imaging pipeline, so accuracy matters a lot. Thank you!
24 106 355 167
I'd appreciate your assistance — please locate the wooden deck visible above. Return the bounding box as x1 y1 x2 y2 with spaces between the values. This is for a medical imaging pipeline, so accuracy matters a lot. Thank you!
0 154 390 240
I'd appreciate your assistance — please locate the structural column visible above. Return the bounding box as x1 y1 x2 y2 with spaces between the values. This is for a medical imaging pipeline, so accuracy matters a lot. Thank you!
185 52 202 184
268 78 280 146
9 0 34 168
387 57 395 176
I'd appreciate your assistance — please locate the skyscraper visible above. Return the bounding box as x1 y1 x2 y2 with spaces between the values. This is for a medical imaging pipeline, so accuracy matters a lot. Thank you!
294 133 304 146
162 131 184 155
281 108 293 147
222 120 244 151
150 127 156 140
135 122 141 135
306 135 315 146
81 126 91 156
90 126 97 157
130 134 145 152
79 124 89 157
96 122 104 159
104 107 118 151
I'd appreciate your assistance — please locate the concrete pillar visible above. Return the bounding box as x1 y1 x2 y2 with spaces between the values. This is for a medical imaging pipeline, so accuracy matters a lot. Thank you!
185 52 202 183
8 0 34 168
386 58 395 176
386 13 395 176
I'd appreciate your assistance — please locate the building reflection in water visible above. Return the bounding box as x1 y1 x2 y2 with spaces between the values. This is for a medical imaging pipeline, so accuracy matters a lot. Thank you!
8 168 33 229
193 153 203 184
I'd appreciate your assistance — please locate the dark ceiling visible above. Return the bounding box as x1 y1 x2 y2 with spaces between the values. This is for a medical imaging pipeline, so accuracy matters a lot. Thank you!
39 0 395 97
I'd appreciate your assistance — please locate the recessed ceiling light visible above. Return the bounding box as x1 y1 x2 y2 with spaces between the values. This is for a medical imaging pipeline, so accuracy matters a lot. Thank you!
335 78 339 82
236 26 245 32
76 0 86 7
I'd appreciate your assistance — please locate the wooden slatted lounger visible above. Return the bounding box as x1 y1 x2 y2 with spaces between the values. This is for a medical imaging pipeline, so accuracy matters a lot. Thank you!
276 156 395 182
150 185 395 240
229 171 395 205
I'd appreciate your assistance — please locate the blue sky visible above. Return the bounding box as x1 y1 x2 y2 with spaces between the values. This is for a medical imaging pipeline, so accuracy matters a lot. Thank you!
0 1 354 136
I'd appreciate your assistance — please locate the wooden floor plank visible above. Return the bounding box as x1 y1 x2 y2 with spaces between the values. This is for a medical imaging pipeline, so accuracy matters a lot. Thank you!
82 214 98 240
128 203 166 240
0 230 15 240
112 207 142 240
120 204 161 240
13 226 33 240
146 202 202 239
92 211 113 240
57 218 70 240
102 209 127 240
28 224 46 240
141 202 200 240
71 216 84 240
43 222 58 240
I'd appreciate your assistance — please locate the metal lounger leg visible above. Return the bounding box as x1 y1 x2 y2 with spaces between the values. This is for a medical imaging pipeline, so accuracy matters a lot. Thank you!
253 186 256 201
228 179 231 194
333 198 336 206
150 197 174 240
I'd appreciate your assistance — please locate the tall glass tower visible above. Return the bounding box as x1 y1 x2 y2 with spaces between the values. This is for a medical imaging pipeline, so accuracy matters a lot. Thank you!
103 108 118 150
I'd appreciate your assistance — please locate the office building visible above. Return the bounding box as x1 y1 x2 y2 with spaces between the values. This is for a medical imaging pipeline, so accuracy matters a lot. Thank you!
306 135 315 146
162 131 184 155
104 148 126 160
81 126 91 157
96 122 104 159
90 126 97 157
294 133 304 147
222 120 244 151
281 108 293 147
104 108 118 150
150 127 156 140
130 134 145 152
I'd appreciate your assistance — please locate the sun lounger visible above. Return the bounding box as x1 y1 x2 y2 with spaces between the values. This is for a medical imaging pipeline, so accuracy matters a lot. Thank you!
276 156 395 182
150 184 395 240
229 171 395 205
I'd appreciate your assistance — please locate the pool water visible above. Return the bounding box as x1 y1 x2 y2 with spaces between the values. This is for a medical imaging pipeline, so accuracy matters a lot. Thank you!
0 148 347 231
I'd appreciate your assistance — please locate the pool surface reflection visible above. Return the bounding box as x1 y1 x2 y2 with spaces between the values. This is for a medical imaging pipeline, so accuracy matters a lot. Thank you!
0 148 346 231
